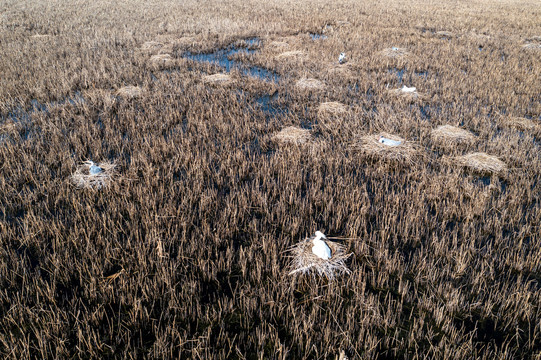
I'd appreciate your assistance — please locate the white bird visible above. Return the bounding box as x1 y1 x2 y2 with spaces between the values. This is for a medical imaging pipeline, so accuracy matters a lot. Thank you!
88 161 103 175
400 85 417 93
391 47 399 51
311 231 332 260
378 136 402 146
338 52 346 64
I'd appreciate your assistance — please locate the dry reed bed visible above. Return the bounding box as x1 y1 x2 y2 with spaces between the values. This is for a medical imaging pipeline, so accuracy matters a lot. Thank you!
1 0 541 358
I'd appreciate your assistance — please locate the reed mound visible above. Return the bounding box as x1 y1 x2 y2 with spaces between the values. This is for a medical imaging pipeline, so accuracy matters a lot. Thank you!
501 117 540 133
287 238 351 279
202 73 234 86
296 78 325 91
388 87 424 102
140 41 164 52
455 152 507 174
353 133 417 164
522 43 541 50
272 126 312 145
116 85 143 99
380 47 409 58
71 160 117 190
267 41 290 51
317 102 348 118
275 50 304 60
431 125 476 144
149 54 174 68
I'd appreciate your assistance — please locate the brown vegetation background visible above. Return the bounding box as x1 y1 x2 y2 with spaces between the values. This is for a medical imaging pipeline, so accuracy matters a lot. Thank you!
1 0 540 358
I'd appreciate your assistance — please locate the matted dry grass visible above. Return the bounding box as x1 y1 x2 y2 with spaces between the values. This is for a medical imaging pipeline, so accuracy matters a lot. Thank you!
149 53 174 68
353 133 418 164
202 73 234 86
317 102 348 118
287 238 351 279
140 41 163 52
380 47 409 58
501 116 540 133
295 78 325 91
275 50 304 60
431 125 476 144
115 85 143 99
272 126 312 145
71 160 117 189
454 152 507 175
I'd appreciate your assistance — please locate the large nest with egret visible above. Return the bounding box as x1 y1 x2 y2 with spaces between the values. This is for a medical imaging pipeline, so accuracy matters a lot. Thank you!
71 160 117 190
388 86 424 102
431 125 476 145
454 152 507 175
287 234 351 279
352 133 418 164
272 126 312 145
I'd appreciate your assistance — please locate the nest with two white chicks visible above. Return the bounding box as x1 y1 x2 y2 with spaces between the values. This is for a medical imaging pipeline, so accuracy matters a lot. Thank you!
287 232 352 279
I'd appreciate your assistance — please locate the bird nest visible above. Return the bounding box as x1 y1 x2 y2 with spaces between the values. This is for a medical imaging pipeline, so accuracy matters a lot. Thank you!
454 152 507 175
275 50 305 60
71 161 117 189
287 239 351 279
317 102 348 118
272 126 312 145
388 87 424 102
140 41 164 52
501 117 540 134
149 54 174 68
267 41 290 51
431 125 476 144
353 133 417 164
380 47 409 58
203 73 234 86
116 86 143 99
296 78 325 91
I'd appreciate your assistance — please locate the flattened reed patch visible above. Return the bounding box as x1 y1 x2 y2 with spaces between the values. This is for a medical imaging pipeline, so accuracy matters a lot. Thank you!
380 47 409 58
275 50 304 60
149 53 174 68
352 133 417 164
140 41 163 52
71 160 116 190
431 125 476 144
501 117 540 133
272 126 312 145
287 238 351 279
296 78 324 91
317 101 348 117
116 86 143 99
202 73 234 86
455 152 507 175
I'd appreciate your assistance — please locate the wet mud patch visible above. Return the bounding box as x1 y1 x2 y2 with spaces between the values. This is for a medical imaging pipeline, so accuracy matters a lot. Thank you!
183 37 280 83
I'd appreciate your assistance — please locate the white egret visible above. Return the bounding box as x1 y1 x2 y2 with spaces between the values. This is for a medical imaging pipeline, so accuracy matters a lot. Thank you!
311 231 332 260
401 85 417 93
378 136 402 146
338 52 346 64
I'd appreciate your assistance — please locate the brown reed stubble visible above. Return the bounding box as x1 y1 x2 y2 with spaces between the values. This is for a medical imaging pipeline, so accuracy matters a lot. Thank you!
1 0 541 358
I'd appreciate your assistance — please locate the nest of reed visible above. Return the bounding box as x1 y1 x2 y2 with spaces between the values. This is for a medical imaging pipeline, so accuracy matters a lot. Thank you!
116 86 143 99
272 126 312 145
454 152 507 175
431 125 476 145
287 239 351 279
149 54 174 68
380 47 409 58
140 41 164 52
501 117 540 135
317 102 348 118
296 78 325 91
203 73 234 86
275 50 305 60
353 133 417 164
71 161 117 190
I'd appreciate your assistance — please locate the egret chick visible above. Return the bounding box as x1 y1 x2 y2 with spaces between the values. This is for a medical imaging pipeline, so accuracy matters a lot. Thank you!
311 231 332 260
379 136 402 146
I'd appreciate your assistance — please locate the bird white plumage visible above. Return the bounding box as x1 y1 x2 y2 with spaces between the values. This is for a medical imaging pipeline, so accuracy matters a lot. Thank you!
311 231 332 260
400 85 417 93
88 161 103 175
338 52 346 64
378 136 402 146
